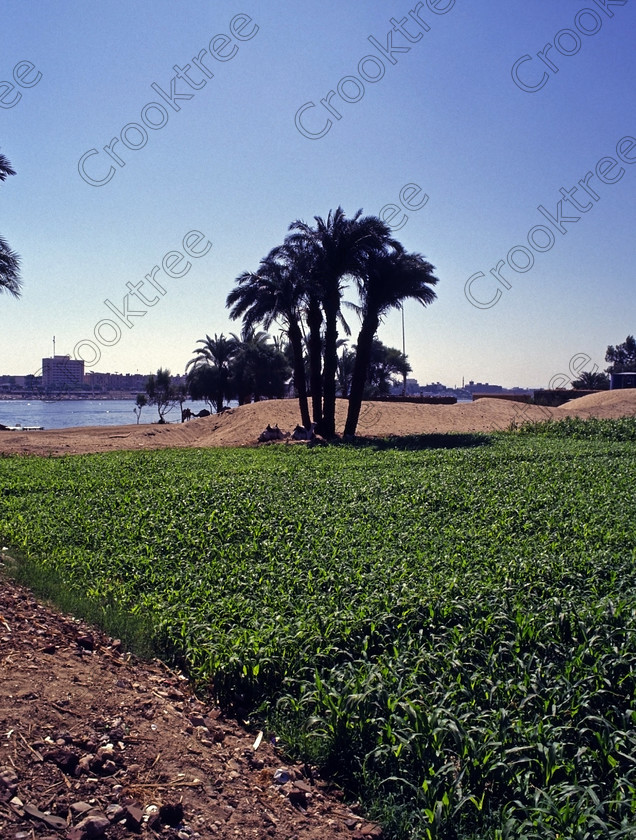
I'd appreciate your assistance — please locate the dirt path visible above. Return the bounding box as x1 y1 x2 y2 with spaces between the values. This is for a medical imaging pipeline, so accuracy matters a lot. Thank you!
0 575 377 840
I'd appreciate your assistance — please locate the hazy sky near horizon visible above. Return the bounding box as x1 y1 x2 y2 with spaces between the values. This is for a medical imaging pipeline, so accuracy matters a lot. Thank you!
1 0 634 388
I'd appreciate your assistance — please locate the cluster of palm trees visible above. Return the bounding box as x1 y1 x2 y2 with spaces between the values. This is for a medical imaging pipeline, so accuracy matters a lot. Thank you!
2 170 439 441
186 330 290 414
0 152 21 299
184 327 412 418
225 206 439 438
338 339 412 400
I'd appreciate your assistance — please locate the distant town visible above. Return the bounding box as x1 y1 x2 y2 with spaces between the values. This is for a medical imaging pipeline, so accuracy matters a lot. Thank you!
0 356 185 399
0 354 538 402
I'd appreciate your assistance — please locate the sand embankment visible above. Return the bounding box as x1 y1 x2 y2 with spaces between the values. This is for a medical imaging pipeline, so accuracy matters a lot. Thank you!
1 390 635 457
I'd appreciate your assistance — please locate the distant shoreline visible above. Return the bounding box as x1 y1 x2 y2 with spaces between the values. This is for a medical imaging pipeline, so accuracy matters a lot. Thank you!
0 393 141 401
1 392 634 458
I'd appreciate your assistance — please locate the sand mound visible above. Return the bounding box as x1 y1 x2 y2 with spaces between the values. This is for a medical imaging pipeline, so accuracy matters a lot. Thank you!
1 391 635 457
554 388 636 417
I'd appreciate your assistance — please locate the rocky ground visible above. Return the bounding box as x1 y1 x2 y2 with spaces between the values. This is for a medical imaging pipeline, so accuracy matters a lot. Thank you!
0 577 381 840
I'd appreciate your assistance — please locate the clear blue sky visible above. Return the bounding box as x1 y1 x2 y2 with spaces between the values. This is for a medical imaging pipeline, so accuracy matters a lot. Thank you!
1 0 634 388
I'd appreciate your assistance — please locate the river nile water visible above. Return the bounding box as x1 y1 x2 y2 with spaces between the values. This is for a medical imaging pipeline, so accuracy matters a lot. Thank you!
0 399 214 430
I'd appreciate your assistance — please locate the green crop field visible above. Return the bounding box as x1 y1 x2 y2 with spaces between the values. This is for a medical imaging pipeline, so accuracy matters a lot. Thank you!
1 417 636 839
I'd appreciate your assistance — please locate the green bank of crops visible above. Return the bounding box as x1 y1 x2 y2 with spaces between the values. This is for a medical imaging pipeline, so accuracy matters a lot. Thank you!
1 418 636 839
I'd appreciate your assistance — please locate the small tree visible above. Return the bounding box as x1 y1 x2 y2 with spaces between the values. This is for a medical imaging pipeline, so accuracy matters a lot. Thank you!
571 371 609 390
186 363 223 413
605 335 636 374
186 333 236 414
365 340 411 397
133 393 147 423
145 368 177 422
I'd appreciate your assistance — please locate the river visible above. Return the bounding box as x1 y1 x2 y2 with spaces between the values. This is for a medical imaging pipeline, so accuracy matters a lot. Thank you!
0 399 214 430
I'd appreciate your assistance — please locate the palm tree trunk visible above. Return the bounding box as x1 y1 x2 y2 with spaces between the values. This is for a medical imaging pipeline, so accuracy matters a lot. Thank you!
344 314 379 437
216 369 228 414
321 299 339 438
287 319 311 428
306 295 323 427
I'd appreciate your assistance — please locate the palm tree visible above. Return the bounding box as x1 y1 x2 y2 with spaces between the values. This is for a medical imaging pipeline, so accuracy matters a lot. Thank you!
364 339 411 397
229 327 291 405
304 287 324 430
337 345 356 398
0 152 21 298
186 333 236 414
271 239 324 429
344 247 438 438
571 370 609 390
285 207 395 438
227 249 311 428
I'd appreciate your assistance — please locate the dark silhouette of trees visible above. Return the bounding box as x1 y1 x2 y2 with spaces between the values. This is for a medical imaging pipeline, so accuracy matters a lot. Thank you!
606 335 636 374
365 339 411 397
285 207 396 438
186 334 236 414
221 206 440 436
227 251 311 427
344 247 438 437
229 328 291 405
337 339 410 399
186 364 220 412
185 328 291 413
337 346 356 398
571 371 609 390
0 152 21 299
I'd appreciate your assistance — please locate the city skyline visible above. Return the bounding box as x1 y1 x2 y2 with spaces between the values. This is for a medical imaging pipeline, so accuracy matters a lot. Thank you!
0 338 622 393
0 353 579 397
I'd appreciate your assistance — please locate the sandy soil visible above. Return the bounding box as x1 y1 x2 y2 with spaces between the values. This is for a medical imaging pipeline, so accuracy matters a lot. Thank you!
1 391 635 457
0 575 376 839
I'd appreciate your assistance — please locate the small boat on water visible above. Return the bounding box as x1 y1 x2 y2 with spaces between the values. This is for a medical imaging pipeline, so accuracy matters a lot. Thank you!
0 423 44 431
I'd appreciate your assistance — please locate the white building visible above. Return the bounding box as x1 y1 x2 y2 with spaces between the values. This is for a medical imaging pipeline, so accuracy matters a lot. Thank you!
42 355 84 391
